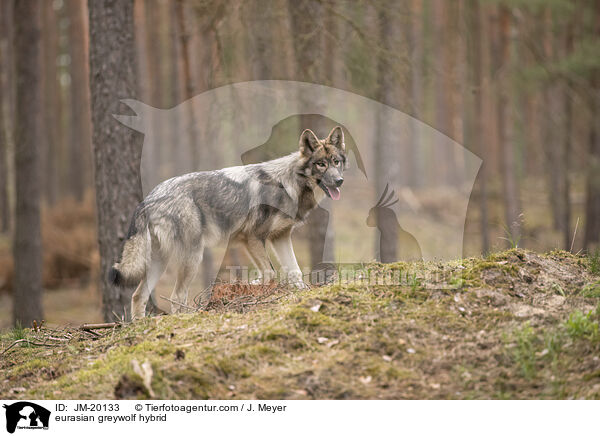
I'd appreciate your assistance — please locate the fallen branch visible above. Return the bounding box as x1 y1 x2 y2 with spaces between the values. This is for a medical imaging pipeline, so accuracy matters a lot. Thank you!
1 339 61 356
81 329 102 338
79 322 122 331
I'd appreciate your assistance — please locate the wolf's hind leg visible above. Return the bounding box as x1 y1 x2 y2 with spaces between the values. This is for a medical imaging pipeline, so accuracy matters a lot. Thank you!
131 253 167 320
244 237 275 284
170 248 202 314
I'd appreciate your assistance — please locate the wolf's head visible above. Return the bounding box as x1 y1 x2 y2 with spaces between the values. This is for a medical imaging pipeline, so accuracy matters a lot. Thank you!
298 126 347 200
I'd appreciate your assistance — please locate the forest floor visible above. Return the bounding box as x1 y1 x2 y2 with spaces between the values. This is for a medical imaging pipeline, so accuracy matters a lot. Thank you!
1 248 600 400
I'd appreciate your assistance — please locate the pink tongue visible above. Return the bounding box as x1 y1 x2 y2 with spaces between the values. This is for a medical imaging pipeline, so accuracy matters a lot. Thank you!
327 186 341 200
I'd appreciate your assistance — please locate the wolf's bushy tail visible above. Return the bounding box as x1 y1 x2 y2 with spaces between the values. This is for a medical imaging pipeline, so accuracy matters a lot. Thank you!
108 211 149 287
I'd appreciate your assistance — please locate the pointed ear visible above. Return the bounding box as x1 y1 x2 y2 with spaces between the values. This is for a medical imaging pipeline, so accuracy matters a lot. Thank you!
299 129 320 156
327 126 345 151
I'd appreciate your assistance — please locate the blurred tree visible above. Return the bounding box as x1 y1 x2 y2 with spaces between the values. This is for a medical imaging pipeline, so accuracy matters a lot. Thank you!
175 0 200 169
373 2 404 261
13 0 44 326
409 0 424 188
42 0 61 206
432 0 453 184
0 12 8 234
543 9 572 249
178 0 223 286
0 0 14 235
584 81 600 250
494 5 522 245
464 0 489 254
66 0 92 202
0 75 8 234
583 0 600 251
89 0 142 321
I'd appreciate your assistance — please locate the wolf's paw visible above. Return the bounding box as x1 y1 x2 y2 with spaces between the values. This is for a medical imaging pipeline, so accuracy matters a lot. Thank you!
131 311 145 321
288 270 308 290
131 303 146 321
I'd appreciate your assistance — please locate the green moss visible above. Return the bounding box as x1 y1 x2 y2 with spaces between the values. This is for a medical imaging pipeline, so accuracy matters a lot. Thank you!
9 358 50 378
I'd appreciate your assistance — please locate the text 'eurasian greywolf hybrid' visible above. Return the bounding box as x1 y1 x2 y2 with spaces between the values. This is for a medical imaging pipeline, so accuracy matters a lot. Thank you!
109 126 347 320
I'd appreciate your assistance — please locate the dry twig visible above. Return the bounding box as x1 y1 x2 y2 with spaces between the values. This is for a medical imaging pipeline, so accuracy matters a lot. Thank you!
1 339 61 356
79 322 122 330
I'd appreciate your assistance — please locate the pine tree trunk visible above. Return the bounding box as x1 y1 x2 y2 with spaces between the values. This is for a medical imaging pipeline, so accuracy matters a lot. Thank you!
13 0 44 326
42 0 60 206
584 72 600 250
465 0 490 253
0 74 9 234
67 0 92 202
0 0 15 235
583 2 600 251
543 11 572 249
89 0 143 322
494 6 521 245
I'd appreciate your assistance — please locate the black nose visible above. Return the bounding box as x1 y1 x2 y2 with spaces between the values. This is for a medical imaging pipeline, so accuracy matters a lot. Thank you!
335 178 344 187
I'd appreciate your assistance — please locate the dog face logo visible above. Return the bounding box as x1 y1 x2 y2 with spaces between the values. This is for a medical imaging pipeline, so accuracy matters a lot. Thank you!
3 402 50 433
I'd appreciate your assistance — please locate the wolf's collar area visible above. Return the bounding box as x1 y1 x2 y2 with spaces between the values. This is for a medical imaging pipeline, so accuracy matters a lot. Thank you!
318 180 341 200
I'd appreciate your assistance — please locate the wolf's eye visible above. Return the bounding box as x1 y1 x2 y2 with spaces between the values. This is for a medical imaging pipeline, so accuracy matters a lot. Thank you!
316 162 327 170
333 159 340 167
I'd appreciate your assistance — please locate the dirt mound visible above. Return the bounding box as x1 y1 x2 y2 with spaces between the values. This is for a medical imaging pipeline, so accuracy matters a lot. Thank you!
1 249 599 400
469 249 592 296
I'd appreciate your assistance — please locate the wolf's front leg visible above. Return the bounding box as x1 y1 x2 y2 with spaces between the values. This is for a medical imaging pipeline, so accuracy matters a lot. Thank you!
269 232 307 289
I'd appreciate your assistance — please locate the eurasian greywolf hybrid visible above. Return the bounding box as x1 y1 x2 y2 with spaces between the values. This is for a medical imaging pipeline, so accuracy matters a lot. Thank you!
109 126 347 320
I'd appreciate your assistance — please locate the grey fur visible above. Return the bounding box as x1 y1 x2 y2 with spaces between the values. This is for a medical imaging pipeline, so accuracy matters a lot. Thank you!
111 126 347 319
